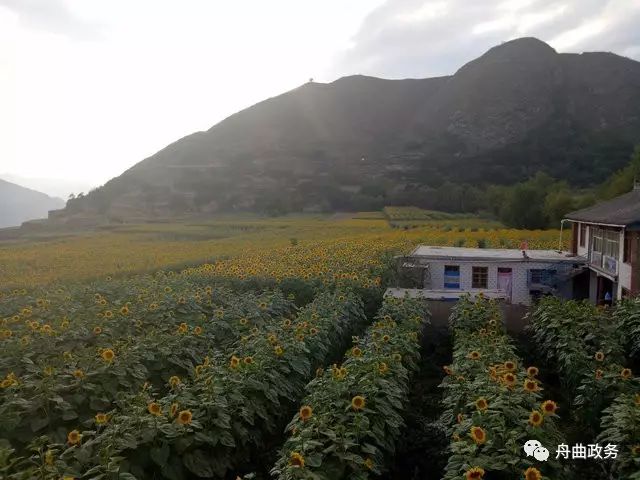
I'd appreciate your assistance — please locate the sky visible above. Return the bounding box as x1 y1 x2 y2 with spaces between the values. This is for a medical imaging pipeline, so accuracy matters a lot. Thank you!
1 0 639 197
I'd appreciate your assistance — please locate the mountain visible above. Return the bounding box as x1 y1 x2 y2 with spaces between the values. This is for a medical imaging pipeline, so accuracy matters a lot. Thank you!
0 174 94 201
0 179 66 228
64 37 640 218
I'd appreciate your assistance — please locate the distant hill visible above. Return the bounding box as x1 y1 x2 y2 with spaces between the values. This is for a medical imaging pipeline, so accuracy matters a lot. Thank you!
0 179 65 228
0 173 94 200
64 37 640 218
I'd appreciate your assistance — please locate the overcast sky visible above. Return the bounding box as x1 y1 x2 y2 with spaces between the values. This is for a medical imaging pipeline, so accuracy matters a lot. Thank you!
1 0 639 194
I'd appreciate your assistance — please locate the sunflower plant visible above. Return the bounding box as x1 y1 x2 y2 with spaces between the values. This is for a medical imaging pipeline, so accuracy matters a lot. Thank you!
441 296 568 480
271 296 429 480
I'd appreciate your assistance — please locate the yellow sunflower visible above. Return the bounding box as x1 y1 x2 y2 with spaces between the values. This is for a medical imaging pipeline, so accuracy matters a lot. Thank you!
101 348 115 362
177 410 193 425
475 397 488 412
299 405 313 421
95 413 108 425
541 400 558 415
148 402 162 416
524 467 542 480
470 426 487 445
67 430 81 445
465 466 485 480
351 395 366 411
289 452 305 468
528 410 544 427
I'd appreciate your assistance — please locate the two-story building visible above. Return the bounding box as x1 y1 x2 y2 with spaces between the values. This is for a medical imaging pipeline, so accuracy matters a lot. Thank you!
564 187 640 302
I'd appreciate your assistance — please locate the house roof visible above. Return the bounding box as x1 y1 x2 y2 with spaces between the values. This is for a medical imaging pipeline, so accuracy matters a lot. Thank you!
409 245 584 263
564 188 640 227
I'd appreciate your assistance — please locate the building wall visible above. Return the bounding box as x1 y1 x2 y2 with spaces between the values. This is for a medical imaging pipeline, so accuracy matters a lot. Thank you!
425 260 574 306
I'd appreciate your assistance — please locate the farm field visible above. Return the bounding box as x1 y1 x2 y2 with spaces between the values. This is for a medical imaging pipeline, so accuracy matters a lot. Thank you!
2 212 639 479
0 213 563 288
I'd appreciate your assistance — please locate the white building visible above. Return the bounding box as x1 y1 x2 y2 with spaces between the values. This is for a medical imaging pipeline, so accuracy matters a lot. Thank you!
564 187 640 302
399 245 586 306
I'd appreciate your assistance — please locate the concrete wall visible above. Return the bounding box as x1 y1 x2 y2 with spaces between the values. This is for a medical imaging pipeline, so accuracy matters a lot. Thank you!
426 300 529 333
424 259 573 306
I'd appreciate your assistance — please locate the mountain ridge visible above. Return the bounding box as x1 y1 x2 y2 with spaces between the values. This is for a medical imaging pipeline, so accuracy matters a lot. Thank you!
62 37 640 218
0 179 65 228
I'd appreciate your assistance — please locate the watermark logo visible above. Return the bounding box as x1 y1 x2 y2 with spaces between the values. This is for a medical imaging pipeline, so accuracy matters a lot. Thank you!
524 440 549 461
524 441 618 461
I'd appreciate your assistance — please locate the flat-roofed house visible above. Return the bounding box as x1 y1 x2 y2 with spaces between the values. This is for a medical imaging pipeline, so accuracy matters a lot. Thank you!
564 186 640 302
393 245 586 306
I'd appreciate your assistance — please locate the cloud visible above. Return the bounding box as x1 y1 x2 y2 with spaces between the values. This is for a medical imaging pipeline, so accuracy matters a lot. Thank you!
330 0 640 79
0 0 103 40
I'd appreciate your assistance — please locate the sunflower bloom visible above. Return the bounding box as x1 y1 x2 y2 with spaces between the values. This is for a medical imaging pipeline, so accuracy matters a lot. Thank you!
468 351 481 360
67 430 81 445
351 395 366 411
621 368 633 379
470 426 486 445
299 405 313 421
169 375 181 388
502 372 516 387
475 397 488 411
95 413 108 425
526 366 539 377
148 402 162 416
541 400 558 415
528 410 544 427
364 457 374 470
524 379 540 392
177 410 193 425
465 466 485 480
289 452 305 468
594 351 605 362
101 349 115 362
524 467 542 480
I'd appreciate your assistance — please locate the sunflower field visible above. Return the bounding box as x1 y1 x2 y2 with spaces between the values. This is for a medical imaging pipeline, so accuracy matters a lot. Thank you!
272 296 429 479
1 213 621 480
440 296 567 480
528 297 640 478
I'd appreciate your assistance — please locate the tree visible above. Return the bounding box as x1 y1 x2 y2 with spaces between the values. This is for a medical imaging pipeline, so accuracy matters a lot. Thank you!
544 189 575 228
598 145 640 200
501 183 548 229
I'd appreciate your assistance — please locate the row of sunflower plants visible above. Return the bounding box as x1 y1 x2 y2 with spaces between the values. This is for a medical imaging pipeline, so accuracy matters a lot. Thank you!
1 290 369 480
597 392 640 479
0 287 294 462
271 295 429 480
527 297 638 432
441 296 568 480
612 296 640 359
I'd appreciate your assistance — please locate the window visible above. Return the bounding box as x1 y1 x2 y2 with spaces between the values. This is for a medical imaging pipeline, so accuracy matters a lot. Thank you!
529 269 557 285
592 227 603 253
624 232 632 264
604 229 620 258
444 265 460 289
472 266 488 289
579 224 586 248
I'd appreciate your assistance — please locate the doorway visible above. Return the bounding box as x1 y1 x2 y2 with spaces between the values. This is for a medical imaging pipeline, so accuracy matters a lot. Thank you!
497 267 513 303
596 275 615 305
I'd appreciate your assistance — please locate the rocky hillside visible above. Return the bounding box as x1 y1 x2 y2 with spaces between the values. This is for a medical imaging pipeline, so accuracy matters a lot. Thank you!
0 179 65 228
66 37 640 218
